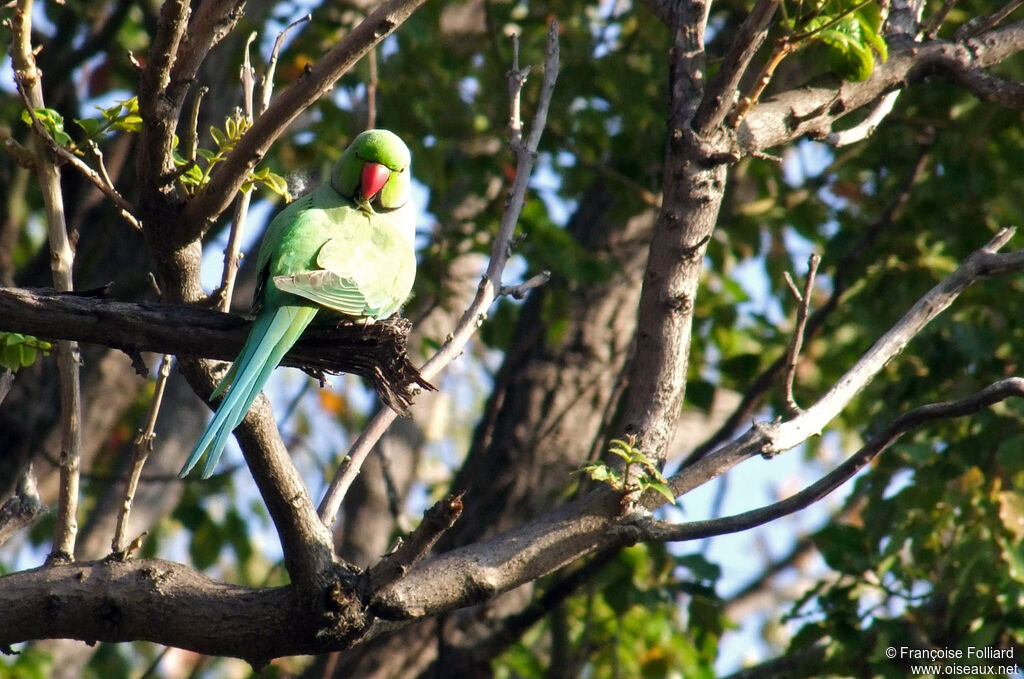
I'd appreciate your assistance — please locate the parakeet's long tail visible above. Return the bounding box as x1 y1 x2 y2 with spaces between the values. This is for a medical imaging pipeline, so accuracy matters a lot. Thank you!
180 305 318 478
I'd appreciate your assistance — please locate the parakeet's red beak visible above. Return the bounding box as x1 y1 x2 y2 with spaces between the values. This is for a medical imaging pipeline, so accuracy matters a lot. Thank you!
360 162 391 202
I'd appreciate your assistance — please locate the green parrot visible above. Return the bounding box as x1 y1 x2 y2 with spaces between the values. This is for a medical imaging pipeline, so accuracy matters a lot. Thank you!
180 129 416 478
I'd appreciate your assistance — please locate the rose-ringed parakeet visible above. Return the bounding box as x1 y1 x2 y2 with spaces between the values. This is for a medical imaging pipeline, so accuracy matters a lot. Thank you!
180 129 416 478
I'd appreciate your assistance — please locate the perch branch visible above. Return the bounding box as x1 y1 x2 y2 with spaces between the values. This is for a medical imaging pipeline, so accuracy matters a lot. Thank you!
0 287 430 413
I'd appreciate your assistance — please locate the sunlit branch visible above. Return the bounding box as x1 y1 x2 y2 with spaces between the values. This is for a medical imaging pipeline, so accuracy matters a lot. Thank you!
317 20 561 527
639 378 1024 541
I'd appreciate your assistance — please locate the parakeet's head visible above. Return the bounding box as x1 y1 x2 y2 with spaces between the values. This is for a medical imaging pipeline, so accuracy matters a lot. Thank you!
331 129 412 213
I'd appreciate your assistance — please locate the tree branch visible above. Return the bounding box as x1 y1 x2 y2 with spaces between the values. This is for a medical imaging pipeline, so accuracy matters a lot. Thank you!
639 377 1024 542
0 559 364 664
683 142 931 465
695 0 781 133
317 20 561 526
10 0 83 564
736 20 1024 154
182 0 430 241
0 287 430 413
670 228 1024 497
619 0 721 465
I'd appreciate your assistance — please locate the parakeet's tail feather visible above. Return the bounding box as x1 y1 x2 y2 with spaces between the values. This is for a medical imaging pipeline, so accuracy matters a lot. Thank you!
180 305 318 478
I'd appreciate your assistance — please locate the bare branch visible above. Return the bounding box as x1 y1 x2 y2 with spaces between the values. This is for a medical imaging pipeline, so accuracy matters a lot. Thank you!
365 493 464 596
216 36 258 313
671 228 1024 498
0 559 365 662
824 90 901 147
260 14 312 117
781 253 819 415
684 142 933 465
641 378 1024 542
0 124 36 169
921 0 959 39
317 20 561 527
618 0 718 465
10 0 83 564
954 0 1024 40
944 65 1024 110
111 354 173 557
0 467 44 547
696 0 781 133
499 271 551 299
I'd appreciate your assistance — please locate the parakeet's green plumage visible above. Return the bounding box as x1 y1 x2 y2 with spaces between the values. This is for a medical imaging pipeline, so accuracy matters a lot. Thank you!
181 129 416 478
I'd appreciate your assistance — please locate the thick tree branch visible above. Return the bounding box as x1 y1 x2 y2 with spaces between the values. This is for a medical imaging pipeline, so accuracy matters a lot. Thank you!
0 559 364 664
638 378 1024 542
619 0 722 465
0 287 429 413
182 0 430 241
737 20 1024 153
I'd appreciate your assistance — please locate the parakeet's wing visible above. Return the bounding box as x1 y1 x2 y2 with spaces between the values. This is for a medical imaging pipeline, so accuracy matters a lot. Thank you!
273 205 416 319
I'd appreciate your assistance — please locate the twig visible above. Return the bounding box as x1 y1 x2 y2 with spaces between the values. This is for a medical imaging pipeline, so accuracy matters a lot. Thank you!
0 124 36 169
11 0 83 564
366 46 378 131
317 20 561 526
112 354 173 556
954 0 1024 40
921 0 958 39
641 378 1024 541
184 86 208 163
0 466 44 547
260 14 311 117
781 253 819 415
824 90 901 147
499 270 551 299
216 36 258 313
365 493 464 596
14 86 141 230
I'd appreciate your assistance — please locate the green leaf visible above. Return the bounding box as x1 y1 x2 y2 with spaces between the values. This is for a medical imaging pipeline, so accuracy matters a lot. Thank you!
641 479 676 505
826 39 875 81
210 125 228 148
76 117 101 138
